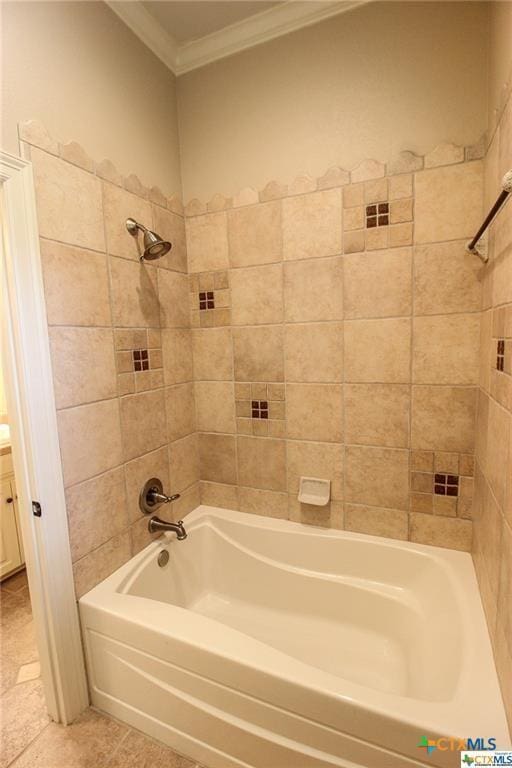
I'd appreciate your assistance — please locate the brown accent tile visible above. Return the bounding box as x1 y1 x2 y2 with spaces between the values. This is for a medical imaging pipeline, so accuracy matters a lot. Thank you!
237 436 286 491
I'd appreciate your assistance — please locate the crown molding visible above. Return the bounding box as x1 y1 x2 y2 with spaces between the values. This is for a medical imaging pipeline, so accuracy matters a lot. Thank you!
106 1 179 73
107 1 368 77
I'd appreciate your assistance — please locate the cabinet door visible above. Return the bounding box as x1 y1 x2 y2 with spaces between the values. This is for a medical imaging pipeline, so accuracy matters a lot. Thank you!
0 479 22 579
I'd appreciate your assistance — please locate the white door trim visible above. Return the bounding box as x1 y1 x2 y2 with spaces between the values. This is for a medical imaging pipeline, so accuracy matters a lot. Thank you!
1 149 89 723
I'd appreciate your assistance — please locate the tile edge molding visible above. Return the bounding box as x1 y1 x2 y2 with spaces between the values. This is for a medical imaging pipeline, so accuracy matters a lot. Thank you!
17 118 485 229
17 119 184 215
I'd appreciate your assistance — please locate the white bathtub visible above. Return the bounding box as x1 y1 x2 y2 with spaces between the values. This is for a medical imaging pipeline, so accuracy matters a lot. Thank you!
79 506 510 768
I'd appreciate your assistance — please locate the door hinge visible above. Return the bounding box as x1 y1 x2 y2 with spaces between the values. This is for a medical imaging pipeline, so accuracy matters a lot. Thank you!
32 501 42 517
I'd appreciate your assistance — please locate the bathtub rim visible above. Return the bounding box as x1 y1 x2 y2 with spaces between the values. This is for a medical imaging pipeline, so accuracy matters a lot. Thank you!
79 505 511 747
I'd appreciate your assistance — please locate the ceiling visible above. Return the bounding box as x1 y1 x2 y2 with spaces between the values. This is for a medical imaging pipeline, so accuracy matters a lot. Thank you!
142 1 282 44
107 1 367 75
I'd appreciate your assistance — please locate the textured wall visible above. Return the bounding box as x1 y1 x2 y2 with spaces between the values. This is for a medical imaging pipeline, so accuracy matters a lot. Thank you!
473 83 512 731
177 1 488 200
186 144 484 552
21 125 197 598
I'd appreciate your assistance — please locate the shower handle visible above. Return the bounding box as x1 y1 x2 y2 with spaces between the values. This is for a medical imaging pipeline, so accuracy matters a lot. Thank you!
139 477 180 514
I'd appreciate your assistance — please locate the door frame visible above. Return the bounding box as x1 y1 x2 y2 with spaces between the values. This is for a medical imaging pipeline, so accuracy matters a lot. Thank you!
1 149 89 723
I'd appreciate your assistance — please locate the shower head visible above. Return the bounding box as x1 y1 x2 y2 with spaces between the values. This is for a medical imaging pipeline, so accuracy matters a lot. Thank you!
126 218 172 261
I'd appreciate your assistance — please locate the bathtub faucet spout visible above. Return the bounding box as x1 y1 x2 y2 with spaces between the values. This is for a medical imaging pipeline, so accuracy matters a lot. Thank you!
148 517 187 540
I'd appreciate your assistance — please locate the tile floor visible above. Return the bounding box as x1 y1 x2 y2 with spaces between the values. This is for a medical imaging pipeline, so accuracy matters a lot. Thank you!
0 569 202 767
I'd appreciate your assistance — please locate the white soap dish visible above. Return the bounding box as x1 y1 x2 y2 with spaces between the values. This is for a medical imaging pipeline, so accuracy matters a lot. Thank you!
298 477 331 507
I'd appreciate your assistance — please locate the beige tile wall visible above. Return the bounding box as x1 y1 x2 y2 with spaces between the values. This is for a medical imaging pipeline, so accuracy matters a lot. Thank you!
22 126 198 599
187 146 485 554
472 88 512 730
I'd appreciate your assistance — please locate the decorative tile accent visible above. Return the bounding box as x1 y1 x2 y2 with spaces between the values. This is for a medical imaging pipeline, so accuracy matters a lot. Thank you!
190 271 231 327
497 339 505 372
434 473 459 496
114 329 162 393
235 383 285 437
365 202 389 228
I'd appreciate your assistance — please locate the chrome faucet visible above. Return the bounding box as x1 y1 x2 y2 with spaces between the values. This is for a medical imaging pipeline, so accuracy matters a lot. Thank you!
147 517 187 539
139 478 187 541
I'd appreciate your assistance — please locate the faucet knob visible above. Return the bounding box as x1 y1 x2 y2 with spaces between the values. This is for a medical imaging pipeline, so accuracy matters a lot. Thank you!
139 477 180 515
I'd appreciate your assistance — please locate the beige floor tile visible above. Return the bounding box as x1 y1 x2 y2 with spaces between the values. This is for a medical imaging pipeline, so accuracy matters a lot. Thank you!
107 728 196 767
0 679 50 768
9 709 127 768
15 662 41 684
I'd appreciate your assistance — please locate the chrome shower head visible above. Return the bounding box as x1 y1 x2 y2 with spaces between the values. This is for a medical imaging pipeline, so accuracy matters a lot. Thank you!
126 218 172 261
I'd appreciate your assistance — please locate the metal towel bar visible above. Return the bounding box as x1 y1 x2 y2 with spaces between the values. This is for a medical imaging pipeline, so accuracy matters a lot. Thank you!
466 170 512 263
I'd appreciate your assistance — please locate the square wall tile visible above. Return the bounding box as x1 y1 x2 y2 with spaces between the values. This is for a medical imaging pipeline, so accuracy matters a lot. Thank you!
66 468 128 562
109 257 160 328
161 329 193 385
287 440 343 500
151 205 187 273
414 161 483 243
345 384 410 448
345 445 410 510
227 201 281 267
103 182 151 260
195 381 236 433
414 241 482 315
199 433 237 484
158 270 190 328
286 383 343 442
169 433 200 492
344 504 408 540
409 513 472 551
285 323 343 382
344 318 411 383
284 256 343 322
49 327 116 409
192 328 233 381
201 481 239 510
238 487 288 518
31 148 104 251
282 189 342 261
186 212 229 273
58 399 122 487
119 389 167 461
233 326 284 382
230 264 283 325
344 248 412 319
237 436 286 491
73 531 131 598
411 385 477 453
413 314 480 385
41 240 111 327
165 383 196 441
